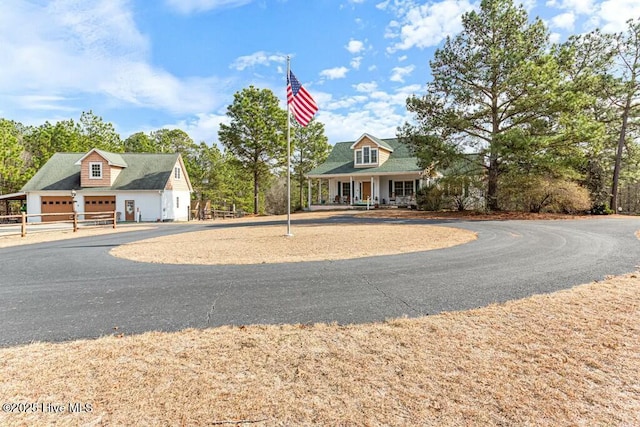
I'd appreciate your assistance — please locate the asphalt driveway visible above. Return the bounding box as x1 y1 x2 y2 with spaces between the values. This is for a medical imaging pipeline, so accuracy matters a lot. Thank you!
1 216 638 346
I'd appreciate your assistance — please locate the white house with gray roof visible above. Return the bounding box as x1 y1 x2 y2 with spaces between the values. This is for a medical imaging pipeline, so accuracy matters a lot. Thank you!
305 133 432 209
21 148 193 222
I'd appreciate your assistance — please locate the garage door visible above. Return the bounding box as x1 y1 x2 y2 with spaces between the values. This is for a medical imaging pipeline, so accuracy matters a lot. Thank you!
84 196 116 219
41 196 74 222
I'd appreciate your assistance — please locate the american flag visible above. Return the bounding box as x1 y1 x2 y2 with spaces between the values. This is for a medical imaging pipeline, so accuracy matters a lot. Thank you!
287 70 318 127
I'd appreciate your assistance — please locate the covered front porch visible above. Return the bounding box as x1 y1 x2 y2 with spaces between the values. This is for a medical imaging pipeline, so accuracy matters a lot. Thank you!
306 174 428 211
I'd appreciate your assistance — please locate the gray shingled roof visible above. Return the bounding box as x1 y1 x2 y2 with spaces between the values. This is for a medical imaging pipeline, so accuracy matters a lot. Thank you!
22 152 182 191
307 138 422 177
93 149 128 168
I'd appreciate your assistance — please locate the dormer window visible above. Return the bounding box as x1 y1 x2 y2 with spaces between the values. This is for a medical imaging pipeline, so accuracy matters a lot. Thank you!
354 146 378 166
90 162 103 179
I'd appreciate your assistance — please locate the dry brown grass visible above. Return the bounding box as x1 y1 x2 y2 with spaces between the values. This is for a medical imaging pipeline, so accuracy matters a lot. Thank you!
110 224 476 265
1 274 638 426
0 225 154 248
355 209 594 221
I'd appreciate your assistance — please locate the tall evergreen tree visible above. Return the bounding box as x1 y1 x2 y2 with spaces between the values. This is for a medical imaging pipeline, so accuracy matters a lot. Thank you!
291 117 330 209
400 0 551 210
218 86 287 214
609 19 640 211
0 119 31 194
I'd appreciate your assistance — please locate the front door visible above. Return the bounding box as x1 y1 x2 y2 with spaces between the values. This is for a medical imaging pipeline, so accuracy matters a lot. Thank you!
125 200 135 221
362 182 371 201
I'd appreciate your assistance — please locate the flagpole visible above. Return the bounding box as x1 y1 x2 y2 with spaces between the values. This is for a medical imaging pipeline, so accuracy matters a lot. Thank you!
286 56 293 237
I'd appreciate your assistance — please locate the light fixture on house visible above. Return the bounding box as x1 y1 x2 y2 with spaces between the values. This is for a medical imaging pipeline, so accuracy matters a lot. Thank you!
71 189 77 198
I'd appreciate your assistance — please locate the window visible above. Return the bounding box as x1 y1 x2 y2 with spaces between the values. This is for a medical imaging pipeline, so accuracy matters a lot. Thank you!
90 162 103 179
394 180 414 196
176 197 180 209
341 182 351 198
355 146 378 165
174 167 181 179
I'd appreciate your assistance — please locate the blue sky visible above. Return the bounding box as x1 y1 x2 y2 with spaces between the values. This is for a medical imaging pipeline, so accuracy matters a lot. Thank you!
1 0 638 147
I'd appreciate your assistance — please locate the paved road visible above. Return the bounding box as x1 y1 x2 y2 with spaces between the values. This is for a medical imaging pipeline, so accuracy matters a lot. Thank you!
1 216 639 346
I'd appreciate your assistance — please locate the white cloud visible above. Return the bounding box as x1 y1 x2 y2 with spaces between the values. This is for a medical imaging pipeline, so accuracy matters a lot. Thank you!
230 51 287 70
324 95 369 110
385 0 476 52
390 65 416 83
164 0 253 14
546 0 595 15
550 12 576 30
319 85 424 142
596 0 640 33
0 0 228 116
320 67 349 80
549 32 562 44
376 0 391 11
346 39 365 54
319 109 405 142
167 113 230 145
351 56 363 70
12 95 76 112
353 82 378 93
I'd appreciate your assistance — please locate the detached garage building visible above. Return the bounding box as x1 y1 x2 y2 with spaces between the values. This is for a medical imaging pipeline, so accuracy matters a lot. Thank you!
21 148 193 222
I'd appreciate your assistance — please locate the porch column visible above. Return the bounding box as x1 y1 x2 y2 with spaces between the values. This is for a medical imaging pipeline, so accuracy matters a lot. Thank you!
371 176 374 203
318 179 322 204
308 179 312 210
350 176 353 205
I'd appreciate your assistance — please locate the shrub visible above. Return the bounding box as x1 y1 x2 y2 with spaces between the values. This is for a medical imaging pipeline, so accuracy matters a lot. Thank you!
590 203 613 215
498 175 590 214
416 185 444 211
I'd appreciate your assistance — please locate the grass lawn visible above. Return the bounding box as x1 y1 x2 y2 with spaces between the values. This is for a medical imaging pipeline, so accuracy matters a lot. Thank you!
1 273 638 426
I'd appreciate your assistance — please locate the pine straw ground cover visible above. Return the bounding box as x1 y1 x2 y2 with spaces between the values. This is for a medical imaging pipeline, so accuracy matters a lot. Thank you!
1 275 639 426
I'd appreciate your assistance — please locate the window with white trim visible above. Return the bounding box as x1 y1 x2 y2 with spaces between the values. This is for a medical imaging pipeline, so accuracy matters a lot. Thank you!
354 146 379 166
174 166 181 179
341 182 351 198
89 162 103 179
393 180 414 196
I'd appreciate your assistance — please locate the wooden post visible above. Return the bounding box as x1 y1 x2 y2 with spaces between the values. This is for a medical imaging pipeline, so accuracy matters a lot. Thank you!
73 212 78 232
113 210 117 229
21 212 26 237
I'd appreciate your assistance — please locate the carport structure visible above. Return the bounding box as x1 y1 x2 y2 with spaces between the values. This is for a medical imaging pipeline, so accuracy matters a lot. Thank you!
0 192 26 217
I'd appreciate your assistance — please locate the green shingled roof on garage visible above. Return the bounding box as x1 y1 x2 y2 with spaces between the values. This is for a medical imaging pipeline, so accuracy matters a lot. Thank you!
306 138 422 177
21 152 182 191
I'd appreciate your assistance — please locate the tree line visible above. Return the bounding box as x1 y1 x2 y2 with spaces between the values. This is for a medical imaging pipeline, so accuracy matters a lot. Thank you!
401 0 639 213
0 94 331 215
3 0 638 215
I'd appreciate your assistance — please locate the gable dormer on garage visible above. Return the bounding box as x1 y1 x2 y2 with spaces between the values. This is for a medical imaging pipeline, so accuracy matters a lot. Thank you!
350 133 394 168
75 149 127 188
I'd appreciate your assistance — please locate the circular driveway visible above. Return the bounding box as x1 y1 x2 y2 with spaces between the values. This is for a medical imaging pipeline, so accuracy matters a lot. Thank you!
1 216 639 346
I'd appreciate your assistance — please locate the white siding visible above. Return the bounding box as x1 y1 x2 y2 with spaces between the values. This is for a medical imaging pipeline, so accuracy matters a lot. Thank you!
115 192 163 222
162 190 191 221
27 191 192 222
